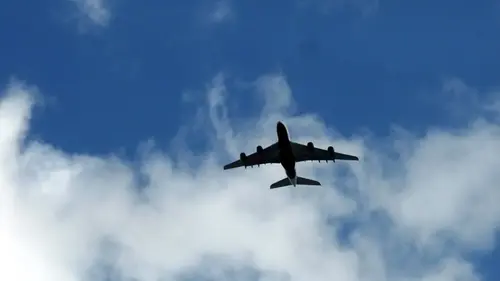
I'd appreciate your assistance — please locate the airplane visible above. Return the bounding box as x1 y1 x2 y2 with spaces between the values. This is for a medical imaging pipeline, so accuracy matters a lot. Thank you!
223 121 359 189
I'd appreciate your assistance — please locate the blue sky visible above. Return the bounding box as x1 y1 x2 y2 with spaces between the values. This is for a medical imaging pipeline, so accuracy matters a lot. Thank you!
1 0 500 281
4 0 500 153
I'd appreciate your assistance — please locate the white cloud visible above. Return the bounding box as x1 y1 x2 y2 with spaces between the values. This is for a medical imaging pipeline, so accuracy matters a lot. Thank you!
0 74 499 281
70 0 111 27
441 78 500 123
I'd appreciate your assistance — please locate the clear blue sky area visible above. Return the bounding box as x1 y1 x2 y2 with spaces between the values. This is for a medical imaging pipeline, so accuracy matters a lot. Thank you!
1 0 499 280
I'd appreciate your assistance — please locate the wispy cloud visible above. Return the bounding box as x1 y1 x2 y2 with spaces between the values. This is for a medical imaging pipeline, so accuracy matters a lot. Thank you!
210 0 233 23
0 73 499 281
70 0 111 28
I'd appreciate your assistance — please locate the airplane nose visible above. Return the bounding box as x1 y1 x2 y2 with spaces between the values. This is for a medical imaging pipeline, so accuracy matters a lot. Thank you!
277 121 284 129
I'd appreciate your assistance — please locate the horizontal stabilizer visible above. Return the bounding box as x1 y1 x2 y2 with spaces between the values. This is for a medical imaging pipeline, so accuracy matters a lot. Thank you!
296 176 321 186
270 176 321 189
270 178 291 189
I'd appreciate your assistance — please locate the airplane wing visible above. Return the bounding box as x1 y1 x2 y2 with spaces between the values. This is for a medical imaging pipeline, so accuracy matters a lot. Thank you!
291 141 359 162
223 142 280 170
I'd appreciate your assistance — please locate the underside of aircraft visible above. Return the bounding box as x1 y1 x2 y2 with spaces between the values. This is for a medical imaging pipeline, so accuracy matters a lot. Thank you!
223 121 359 189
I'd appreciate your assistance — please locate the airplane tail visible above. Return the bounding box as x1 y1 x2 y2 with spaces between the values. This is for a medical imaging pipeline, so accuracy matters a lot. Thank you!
270 176 321 189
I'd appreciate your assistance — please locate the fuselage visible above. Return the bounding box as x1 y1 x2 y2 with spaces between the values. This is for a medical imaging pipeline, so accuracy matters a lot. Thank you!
276 121 297 186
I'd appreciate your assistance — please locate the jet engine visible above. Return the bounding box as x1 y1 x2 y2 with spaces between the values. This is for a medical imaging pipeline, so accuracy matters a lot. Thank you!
307 142 314 151
328 146 335 157
257 145 263 153
240 152 247 162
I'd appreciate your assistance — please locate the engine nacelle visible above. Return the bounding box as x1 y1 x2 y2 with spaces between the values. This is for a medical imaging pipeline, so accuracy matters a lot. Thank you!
307 142 314 150
328 146 335 157
240 152 247 162
257 145 263 153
